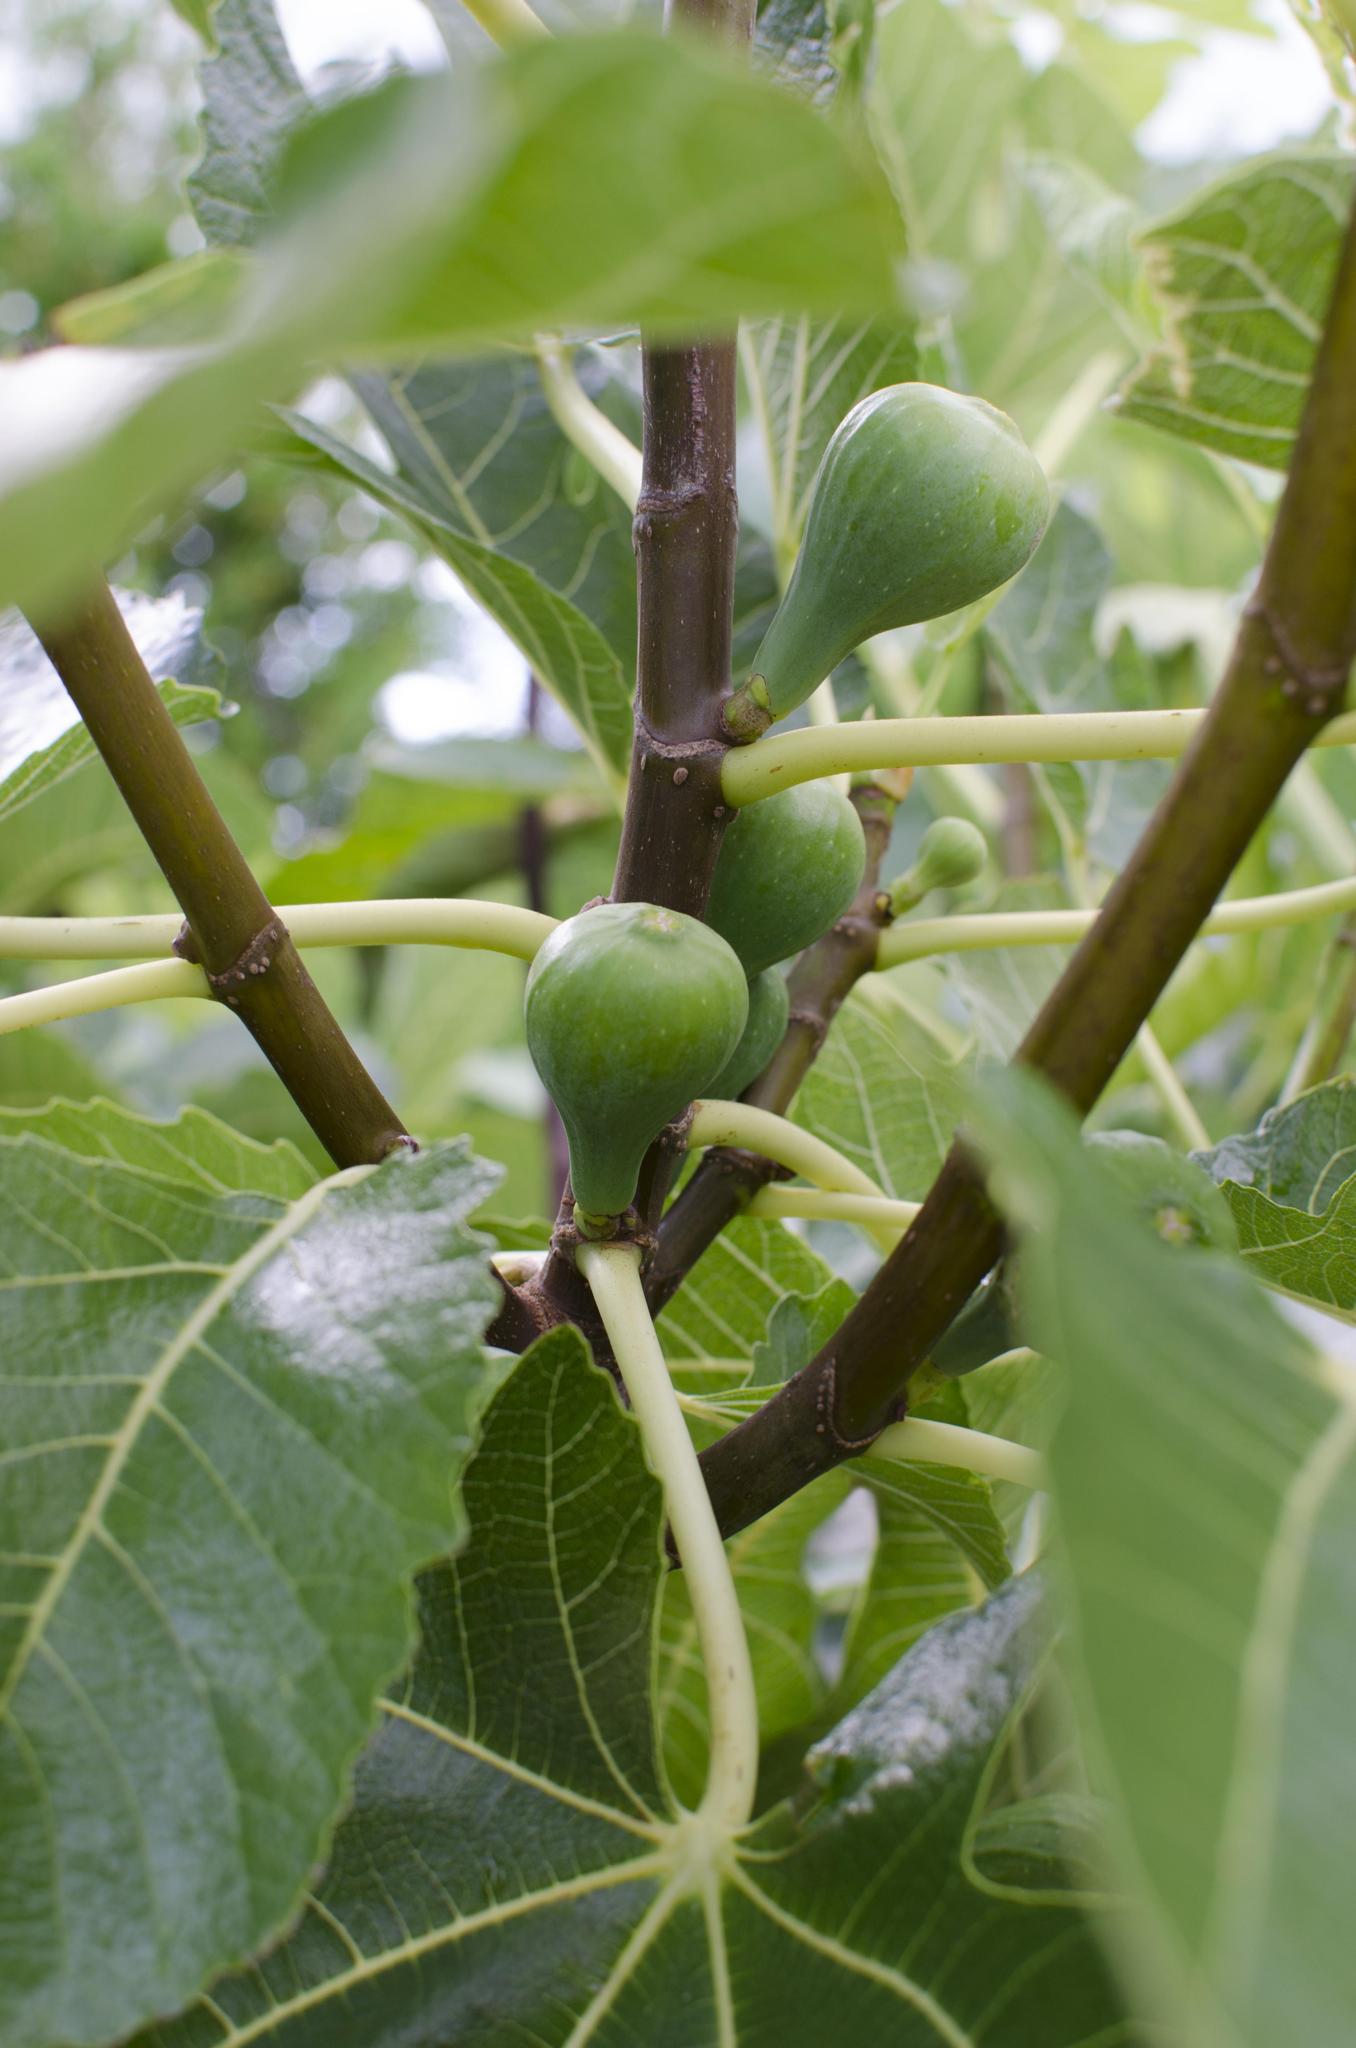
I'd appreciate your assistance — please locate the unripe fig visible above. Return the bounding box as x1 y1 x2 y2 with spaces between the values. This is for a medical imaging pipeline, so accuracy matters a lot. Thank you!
524 901 748 1226
704 782 866 978
709 967 789 1099
891 816 988 914
726 384 1049 737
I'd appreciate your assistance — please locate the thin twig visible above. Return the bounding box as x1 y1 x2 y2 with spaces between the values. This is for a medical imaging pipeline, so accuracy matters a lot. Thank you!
28 583 410 1169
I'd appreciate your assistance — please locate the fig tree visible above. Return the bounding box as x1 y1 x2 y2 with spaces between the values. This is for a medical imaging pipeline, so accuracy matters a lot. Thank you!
725 384 1049 737
708 966 789 1099
704 781 866 978
524 901 748 1229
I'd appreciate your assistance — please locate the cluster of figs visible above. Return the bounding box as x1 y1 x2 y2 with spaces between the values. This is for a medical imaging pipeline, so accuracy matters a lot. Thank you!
526 382 1050 1233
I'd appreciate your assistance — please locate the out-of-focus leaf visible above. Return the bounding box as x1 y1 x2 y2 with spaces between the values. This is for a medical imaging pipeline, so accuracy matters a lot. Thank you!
986 503 1173 868
0 1137 505 2048
794 979 968 1201
0 1032 115 1113
0 593 220 825
870 0 1142 431
973 1068 1356 2047
1118 153 1356 469
1 24 907 616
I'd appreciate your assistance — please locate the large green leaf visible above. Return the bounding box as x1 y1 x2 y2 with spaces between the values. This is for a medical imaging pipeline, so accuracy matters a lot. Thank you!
869 0 1142 432
974 1069 1356 2045
1118 153 1356 469
0 594 220 825
2 19 905 616
657 1214 840 1370
1197 1081 1356 1318
134 1329 1128 2046
1201 1078 1356 1210
285 406 637 779
742 314 919 565
0 1096 315 1200
794 979 968 1201
0 1135 505 2048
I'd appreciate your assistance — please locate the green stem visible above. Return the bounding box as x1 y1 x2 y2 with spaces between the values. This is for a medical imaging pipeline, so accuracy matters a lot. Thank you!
0 960 206 1037
1133 1022 1209 1150
28 583 410 1168
578 1242 758 1830
454 0 548 45
534 339 643 511
0 898 555 963
747 1185 921 1229
687 1099 898 1250
722 704 1356 806
678 1392 1044 1490
869 1417 1046 1491
877 871 1356 967
1282 913 1356 1099
862 639 1004 831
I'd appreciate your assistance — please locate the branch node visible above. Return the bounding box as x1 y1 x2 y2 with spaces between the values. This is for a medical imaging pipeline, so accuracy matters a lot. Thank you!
786 1004 831 1051
1246 598 1352 713
205 918 287 1001
818 1357 903 1452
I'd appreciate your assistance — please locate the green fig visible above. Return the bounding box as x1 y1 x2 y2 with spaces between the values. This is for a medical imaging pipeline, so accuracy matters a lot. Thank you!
705 782 866 978
725 384 1049 737
709 967 789 1099
524 901 748 1227
890 816 989 914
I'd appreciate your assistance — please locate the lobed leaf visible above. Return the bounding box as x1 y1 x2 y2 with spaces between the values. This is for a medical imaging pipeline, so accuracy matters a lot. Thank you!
1118 152 1356 469
0 1135 504 2048
133 1329 1129 2046
1 19 906 616
974 1069 1356 2045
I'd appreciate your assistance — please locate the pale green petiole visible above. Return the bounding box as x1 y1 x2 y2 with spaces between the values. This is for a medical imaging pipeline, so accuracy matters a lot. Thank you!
688 1099 900 1250
747 1184 922 1230
0 899 558 1040
722 706 1356 806
534 337 643 511
0 898 555 963
578 1241 759 1832
878 871 1356 968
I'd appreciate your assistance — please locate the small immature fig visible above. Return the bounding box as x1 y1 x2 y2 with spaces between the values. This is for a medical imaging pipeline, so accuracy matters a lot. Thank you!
709 967 789 1099
890 815 988 914
727 384 1048 735
705 781 867 978
524 901 748 1226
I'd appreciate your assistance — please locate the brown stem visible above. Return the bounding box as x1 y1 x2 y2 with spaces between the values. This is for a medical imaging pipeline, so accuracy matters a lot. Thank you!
644 782 899 1311
29 582 409 1169
610 341 741 913
504 0 756 1336
698 192 1356 1540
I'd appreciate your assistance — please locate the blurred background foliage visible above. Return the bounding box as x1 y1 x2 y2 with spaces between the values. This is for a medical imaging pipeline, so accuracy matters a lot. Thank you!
2 0 1353 1221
